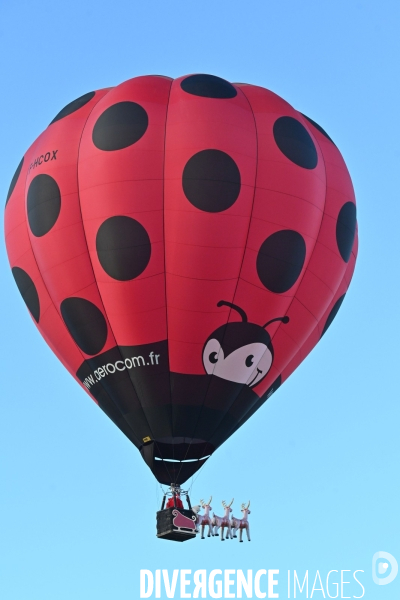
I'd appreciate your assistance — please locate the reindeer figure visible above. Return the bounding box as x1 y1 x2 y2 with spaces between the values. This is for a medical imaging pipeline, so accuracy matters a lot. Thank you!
191 504 201 533
231 501 251 542
212 499 234 541
196 497 213 539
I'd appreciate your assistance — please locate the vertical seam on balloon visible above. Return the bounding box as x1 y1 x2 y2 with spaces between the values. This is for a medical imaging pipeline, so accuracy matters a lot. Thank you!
220 137 355 435
268 117 328 345
192 86 261 456
160 78 175 464
245 116 330 398
74 88 152 448
207 96 329 448
18 116 142 447
176 85 260 481
76 85 175 484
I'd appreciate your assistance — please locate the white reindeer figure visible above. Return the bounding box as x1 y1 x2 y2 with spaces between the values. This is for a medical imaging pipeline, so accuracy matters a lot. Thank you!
196 497 213 539
231 500 251 542
212 499 234 541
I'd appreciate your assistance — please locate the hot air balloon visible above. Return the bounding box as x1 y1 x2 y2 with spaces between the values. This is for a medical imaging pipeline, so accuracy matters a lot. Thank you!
4 74 358 494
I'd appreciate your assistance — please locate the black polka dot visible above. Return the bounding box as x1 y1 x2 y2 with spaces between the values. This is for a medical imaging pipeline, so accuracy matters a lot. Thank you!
92 102 148 151
336 202 356 262
6 157 24 206
60 297 108 355
96 216 151 280
12 267 40 322
27 174 61 237
256 230 306 293
321 294 345 338
181 74 237 99
301 114 335 144
273 116 318 169
182 149 241 212
49 92 96 125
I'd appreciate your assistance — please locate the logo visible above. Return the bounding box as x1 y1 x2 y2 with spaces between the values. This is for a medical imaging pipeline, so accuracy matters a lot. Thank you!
28 150 58 173
372 551 398 585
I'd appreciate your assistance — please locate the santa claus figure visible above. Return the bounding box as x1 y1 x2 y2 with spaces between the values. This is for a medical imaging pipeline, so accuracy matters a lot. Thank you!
166 488 184 509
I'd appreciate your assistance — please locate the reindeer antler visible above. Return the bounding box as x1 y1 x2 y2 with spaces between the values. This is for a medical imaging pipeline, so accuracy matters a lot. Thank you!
241 503 245 509
200 498 205 508
228 498 234 507
246 500 250 509
222 500 226 507
208 496 212 505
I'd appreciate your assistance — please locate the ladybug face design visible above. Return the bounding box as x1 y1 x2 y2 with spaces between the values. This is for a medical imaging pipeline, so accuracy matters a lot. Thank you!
203 338 272 387
202 301 288 388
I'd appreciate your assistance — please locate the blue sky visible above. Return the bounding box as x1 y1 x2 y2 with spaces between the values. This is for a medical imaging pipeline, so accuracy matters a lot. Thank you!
1 1 399 598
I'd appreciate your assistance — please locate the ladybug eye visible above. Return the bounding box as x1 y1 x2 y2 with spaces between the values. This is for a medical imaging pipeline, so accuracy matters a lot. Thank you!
209 351 218 364
245 355 254 367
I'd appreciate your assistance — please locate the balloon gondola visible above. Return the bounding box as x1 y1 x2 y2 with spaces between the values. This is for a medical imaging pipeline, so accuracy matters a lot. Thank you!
4 74 358 538
157 485 197 542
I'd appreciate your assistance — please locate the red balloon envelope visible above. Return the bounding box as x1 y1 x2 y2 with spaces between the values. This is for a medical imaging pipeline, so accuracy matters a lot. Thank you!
4 74 358 485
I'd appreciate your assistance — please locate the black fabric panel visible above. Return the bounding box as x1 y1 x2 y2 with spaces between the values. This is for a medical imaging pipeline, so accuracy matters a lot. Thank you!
6 157 24 206
170 373 257 449
180 74 237 99
321 295 346 338
27 174 61 237
76 361 141 447
61 297 108 355
96 216 151 281
182 149 241 212
219 375 282 443
153 440 214 462
151 457 209 485
50 92 96 125
273 116 318 169
256 230 306 293
92 101 148 151
12 266 40 323
76 341 172 444
301 113 335 145
77 345 280 484
119 342 173 439
336 202 356 262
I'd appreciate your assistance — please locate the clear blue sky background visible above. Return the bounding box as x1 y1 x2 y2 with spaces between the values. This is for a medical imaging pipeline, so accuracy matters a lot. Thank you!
1 1 399 598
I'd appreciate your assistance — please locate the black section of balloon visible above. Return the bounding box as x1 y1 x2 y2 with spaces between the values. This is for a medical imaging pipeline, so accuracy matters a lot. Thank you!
273 116 318 169
336 202 356 262
92 101 148 151
321 295 346 338
180 74 237 99
27 174 61 237
75 339 279 484
50 92 96 125
96 216 151 280
76 340 172 445
182 149 241 212
61 297 108 355
301 113 335 144
11 267 40 323
6 157 24 206
256 230 306 293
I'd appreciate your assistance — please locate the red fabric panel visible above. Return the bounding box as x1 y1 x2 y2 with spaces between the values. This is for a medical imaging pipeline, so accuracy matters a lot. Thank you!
5 140 93 392
164 76 257 374
25 89 117 360
78 76 172 346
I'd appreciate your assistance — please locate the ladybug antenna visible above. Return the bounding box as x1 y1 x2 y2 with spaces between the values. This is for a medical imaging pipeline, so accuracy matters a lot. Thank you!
263 316 290 329
217 300 247 323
